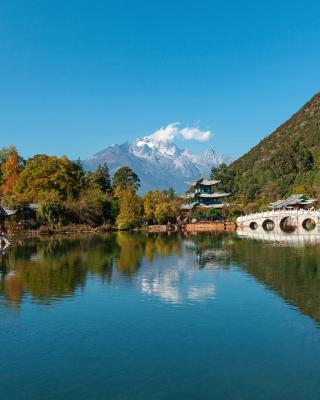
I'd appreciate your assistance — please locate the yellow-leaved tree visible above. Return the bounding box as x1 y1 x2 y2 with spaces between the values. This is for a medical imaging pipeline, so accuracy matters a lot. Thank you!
0 146 23 196
116 188 143 230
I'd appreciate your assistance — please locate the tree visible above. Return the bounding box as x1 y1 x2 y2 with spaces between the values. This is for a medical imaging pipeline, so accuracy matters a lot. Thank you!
14 155 82 201
93 163 111 194
163 187 176 199
143 191 163 224
292 140 313 175
143 190 179 224
247 183 260 202
190 208 223 221
0 146 23 195
154 200 178 224
37 191 67 227
77 184 106 227
74 158 86 193
116 188 143 229
112 166 140 194
211 163 236 195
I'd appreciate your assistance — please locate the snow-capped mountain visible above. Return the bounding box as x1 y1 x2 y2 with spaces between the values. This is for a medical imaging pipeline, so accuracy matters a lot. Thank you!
84 134 229 193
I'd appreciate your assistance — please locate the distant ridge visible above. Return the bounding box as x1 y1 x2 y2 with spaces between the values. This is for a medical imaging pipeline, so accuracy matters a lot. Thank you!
216 92 320 204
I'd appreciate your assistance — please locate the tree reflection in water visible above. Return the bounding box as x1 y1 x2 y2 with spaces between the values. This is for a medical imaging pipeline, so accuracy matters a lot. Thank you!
0 232 230 308
0 235 116 308
229 237 320 324
1 232 320 325
0 233 185 308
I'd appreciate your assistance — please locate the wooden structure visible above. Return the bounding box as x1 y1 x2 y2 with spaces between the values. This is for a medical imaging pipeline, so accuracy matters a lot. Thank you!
0 205 16 251
180 178 229 212
270 194 316 210
0 205 16 234
184 221 235 232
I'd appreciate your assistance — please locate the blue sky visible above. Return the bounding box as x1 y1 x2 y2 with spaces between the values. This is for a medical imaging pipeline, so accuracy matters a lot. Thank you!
1 0 320 160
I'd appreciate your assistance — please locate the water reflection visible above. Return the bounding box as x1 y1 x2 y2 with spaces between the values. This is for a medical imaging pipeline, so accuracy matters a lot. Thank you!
139 257 216 304
184 233 231 268
0 233 229 309
237 226 320 245
235 226 320 323
231 235 320 323
1 232 320 326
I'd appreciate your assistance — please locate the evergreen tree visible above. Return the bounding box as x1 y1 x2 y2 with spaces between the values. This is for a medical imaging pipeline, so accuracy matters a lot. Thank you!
95 163 111 194
211 163 236 195
292 140 314 175
74 158 86 194
112 166 140 194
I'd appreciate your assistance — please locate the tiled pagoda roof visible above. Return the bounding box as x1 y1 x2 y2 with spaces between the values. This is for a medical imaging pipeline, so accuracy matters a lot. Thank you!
269 194 316 209
0 205 17 218
188 178 220 187
197 192 230 198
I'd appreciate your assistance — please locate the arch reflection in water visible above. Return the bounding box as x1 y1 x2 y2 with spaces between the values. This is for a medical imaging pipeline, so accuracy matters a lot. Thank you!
3 233 320 398
237 226 320 245
229 236 320 324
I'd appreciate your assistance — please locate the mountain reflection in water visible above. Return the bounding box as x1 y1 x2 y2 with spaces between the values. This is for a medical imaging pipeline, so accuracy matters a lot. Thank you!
233 231 320 323
1 232 320 326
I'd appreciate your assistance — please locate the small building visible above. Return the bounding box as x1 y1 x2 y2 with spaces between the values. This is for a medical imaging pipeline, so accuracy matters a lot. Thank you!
19 203 40 228
269 194 316 210
180 178 230 212
0 205 17 235
0 203 40 234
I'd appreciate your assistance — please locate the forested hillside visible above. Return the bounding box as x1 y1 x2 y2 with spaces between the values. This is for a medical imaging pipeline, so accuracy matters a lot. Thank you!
212 92 320 212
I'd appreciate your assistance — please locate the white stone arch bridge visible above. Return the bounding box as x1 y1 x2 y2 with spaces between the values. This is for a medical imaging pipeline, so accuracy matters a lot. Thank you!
236 210 320 235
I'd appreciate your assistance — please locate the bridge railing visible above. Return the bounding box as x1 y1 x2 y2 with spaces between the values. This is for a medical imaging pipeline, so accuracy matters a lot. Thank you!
236 209 320 223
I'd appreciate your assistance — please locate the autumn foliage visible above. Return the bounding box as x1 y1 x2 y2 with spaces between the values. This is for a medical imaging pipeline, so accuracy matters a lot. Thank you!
0 146 180 229
0 146 22 195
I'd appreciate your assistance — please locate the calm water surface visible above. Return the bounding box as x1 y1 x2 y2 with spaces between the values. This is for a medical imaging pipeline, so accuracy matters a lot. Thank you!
1 232 320 399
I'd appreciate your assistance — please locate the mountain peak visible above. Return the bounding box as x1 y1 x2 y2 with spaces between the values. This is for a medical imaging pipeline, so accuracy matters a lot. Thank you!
132 135 180 159
84 134 228 193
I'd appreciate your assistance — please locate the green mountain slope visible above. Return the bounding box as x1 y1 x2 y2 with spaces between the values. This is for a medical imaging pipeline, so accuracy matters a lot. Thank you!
212 92 320 211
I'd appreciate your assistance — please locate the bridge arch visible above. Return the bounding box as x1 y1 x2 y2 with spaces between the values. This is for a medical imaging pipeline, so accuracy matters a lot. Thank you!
279 216 297 233
262 219 275 232
302 218 316 231
249 221 258 230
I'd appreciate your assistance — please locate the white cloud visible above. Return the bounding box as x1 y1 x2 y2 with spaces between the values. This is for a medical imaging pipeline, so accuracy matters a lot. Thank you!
180 127 211 142
149 123 212 143
149 122 180 142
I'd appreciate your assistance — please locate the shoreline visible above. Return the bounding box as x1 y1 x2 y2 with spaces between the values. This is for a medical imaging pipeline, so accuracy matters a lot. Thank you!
148 221 236 233
4 221 236 239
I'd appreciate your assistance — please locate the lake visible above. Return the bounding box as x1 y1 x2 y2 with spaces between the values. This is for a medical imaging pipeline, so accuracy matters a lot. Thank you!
1 232 320 400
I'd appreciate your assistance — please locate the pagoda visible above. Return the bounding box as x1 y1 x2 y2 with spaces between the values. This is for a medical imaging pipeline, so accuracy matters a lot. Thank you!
180 178 230 211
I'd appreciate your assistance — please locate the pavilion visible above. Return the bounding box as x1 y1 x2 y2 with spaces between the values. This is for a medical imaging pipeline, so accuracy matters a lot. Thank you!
0 205 17 236
269 194 317 210
180 178 230 212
